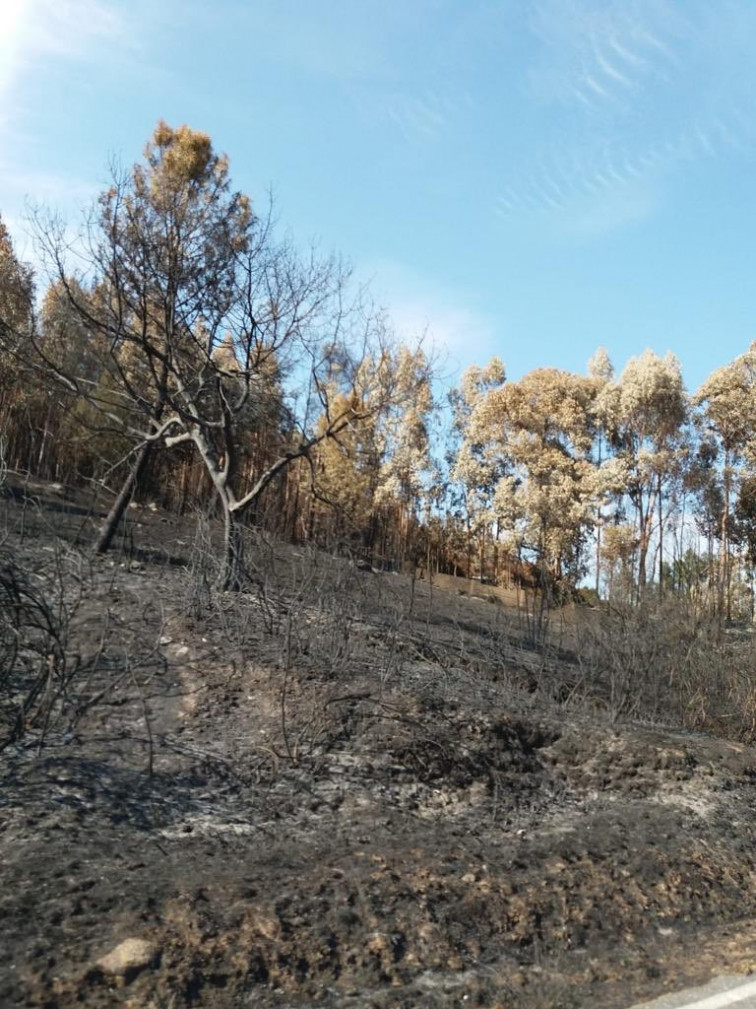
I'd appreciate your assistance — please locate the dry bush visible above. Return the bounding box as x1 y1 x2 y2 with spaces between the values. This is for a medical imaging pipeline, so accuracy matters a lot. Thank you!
0 436 10 547
572 597 756 739
180 522 417 765
0 545 79 749
180 511 756 758
0 443 76 747
184 507 222 619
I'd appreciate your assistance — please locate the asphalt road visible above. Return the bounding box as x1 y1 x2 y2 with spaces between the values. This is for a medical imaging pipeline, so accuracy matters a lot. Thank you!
629 975 756 1008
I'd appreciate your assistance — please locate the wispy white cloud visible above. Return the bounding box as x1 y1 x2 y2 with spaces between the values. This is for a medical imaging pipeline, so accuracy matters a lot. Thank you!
0 0 134 151
606 33 646 69
593 46 632 90
0 169 97 274
558 186 659 241
494 100 756 236
495 0 756 237
393 299 496 362
353 80 474 145
0 0 141 248
362 258 497 368
0 0 130 95
2 150 103 238
384 92 447 142
0 211 34 263
527 0 691 114
0 1 27 100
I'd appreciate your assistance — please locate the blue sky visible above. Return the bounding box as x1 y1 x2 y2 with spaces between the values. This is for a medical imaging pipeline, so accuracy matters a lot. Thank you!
3 0 756 393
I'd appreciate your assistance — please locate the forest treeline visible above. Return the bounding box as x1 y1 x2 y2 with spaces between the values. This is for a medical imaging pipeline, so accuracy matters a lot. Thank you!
1 122 755 615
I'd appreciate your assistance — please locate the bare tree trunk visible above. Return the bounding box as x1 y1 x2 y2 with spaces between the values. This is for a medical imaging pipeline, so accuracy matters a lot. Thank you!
658 473 664 598
708 534 715 618
637 485 659 603
722 448 731 623
466 508 472 579
595 434 603 597
220 497 245 591
94 441 154 554
636 498 647 603
493 523 499 585
37 405 52 476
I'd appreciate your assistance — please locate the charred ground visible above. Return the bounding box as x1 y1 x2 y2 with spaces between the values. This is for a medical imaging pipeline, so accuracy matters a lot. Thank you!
3 482 756 1008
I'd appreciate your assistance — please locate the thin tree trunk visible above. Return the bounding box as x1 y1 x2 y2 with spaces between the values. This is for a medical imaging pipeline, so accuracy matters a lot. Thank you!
37 406 51 476
466 510 472 579
658 473 664 598
722 448 731 623
94 441 154 554
708 535 715 617
637 498 647 603
221 497 245 591
493 523 499 585
595 434 603 597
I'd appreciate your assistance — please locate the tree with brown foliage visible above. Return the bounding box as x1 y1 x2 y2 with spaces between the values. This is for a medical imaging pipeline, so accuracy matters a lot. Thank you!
24 123 429 587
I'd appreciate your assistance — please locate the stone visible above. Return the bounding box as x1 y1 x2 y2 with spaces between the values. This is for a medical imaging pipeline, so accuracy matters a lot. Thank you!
95 937 157 981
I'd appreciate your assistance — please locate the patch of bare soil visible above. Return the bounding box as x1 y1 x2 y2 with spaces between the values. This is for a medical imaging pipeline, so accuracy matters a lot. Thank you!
4 485 756 1008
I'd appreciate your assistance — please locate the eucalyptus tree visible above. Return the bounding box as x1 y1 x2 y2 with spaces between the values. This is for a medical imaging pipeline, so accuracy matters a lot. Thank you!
609 350 688 598
309 390 379 541
735 476 756 618
0 216 34 360
587 346 615 594
34 279 112 480
307 344 433 562
693 345 756 620
449 358 507 577
374 345 435 562
470 366 599 587
0 215 35 467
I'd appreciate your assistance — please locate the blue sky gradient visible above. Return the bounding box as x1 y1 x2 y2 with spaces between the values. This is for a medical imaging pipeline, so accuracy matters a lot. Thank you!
3 0 756 392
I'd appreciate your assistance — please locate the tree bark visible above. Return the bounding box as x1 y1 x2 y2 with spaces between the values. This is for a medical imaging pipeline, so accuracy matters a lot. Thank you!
595 434 603 597
658 473 664 598
220 496 246 591
636 497 647 603
94 440 154 554
722 448 731 623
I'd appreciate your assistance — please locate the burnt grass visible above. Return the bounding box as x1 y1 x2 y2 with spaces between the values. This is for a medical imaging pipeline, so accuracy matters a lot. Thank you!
4 483 756 1008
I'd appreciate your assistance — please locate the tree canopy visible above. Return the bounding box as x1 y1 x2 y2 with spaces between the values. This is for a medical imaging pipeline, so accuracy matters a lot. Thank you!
2 123 756 618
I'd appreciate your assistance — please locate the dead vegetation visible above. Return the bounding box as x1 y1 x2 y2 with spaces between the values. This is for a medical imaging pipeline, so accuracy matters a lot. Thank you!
4 484 756 1008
